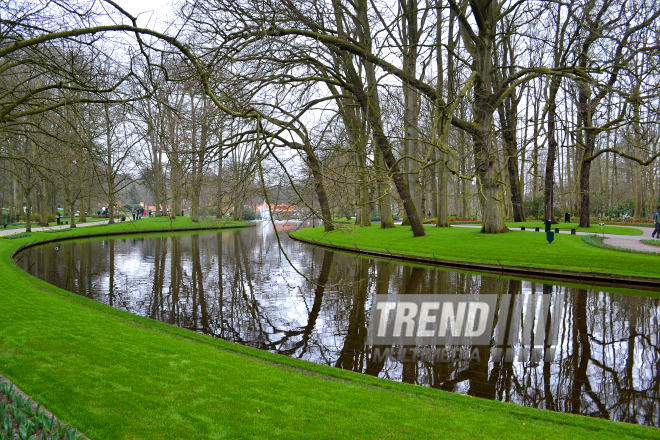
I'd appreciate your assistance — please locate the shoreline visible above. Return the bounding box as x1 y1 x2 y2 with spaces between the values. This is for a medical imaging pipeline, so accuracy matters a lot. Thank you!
2 219 658 438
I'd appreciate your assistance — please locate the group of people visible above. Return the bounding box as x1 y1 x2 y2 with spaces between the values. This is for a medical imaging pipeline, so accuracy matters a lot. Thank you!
131 209 146 221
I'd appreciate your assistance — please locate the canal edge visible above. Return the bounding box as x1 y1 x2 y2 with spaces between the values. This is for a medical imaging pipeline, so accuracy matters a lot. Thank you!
289 233 660 291
10 223 256 260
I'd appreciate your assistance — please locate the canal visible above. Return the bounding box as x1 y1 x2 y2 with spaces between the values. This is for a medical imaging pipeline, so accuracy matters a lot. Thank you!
15 221 660 426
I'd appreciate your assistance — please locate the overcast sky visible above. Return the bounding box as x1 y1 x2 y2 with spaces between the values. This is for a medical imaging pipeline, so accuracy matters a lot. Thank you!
110 0 174 28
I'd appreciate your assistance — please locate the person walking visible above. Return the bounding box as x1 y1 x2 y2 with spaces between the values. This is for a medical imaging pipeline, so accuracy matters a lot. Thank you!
653 206 660 238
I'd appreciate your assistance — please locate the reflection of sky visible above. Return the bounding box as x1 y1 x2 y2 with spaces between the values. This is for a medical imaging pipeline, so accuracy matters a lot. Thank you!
17 223 660 426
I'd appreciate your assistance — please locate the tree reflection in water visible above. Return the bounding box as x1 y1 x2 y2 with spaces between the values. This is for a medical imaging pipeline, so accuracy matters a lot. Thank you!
16 224 660 426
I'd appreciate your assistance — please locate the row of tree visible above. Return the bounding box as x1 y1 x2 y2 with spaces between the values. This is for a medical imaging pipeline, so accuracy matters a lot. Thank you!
1 0 659 236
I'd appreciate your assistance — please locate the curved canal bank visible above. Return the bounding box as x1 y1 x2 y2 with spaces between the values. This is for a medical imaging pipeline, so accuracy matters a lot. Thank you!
290 224 660 291
2 219 659 439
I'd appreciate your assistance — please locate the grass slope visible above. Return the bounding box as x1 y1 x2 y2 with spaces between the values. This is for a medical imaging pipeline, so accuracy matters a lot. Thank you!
441 221 642 236
0 219 657 439
291 224 659 279
0 217 108 231
503 221 642 235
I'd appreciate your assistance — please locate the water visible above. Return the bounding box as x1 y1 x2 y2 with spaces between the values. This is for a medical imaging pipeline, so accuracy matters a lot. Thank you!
15 222 660 426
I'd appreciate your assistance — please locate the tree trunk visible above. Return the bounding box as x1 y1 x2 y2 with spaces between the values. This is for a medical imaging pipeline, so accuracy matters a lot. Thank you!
39 179 48 227
216 142 223 218
190 95 203 223
25 188 31 232
333 0 424 236
69 200 76 228
376 146 395 229
232 203 243 221
578 130 595 228
108 190 115 224
632 80 643 221
356 147 371 227
304 144 335 232
474 127 508 233
170 160 180 220
105 105 116 225
499 98 525 222
9 178 17 221
544 75 561 224
436 3 453 228
461 0 508 233
79 194 86 223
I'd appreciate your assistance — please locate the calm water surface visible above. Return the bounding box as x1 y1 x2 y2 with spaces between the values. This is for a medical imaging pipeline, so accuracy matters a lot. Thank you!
15 222 660 426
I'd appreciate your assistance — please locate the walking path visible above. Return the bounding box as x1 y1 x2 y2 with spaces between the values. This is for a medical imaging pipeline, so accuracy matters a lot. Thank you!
0 219 110 237
448 223 660 254
601 226 660 253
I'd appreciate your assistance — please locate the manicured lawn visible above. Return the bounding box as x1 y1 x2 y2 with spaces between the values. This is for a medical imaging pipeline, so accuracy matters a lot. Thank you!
1 220 657 438
291 224 659 279
503 221 643 235
11 216 249 238
0 216 108 231
441 220 643 236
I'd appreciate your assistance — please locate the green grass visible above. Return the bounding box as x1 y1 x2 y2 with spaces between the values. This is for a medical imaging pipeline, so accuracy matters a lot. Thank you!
15 216 249 240
0 217 108 231
1 220 658 438
504 221 642 235
346 218 642 235
332 216 357 223
291 224 659 279
442 220 643 236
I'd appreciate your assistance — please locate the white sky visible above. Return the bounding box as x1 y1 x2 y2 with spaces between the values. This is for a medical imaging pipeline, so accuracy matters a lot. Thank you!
109 0 173 28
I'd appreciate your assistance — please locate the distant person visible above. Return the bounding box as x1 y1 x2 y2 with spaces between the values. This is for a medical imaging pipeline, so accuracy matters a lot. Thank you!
181 209 184 217
132 210 135 221
428 211 431 219
653 206 660 238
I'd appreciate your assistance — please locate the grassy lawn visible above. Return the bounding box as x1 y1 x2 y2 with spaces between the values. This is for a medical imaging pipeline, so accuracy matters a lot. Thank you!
0 216 108 231
1 216 249 238
343 217 642 236
439 220 643 236
291 224 659 279
1 220 658 438
502 221 643 235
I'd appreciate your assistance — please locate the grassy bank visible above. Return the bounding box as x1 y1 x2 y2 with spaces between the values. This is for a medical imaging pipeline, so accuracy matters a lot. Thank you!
291 224 659 280
7 216 249 242
1 220 658 439
0 217 108 231
430 220 643 236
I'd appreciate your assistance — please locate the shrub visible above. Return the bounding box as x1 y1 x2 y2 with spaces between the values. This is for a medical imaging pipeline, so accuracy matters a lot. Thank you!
241 207 257 220
19 213 40 222
369 211 381 221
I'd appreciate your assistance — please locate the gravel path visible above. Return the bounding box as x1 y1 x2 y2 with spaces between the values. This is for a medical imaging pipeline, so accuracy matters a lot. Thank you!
602 226 660 253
